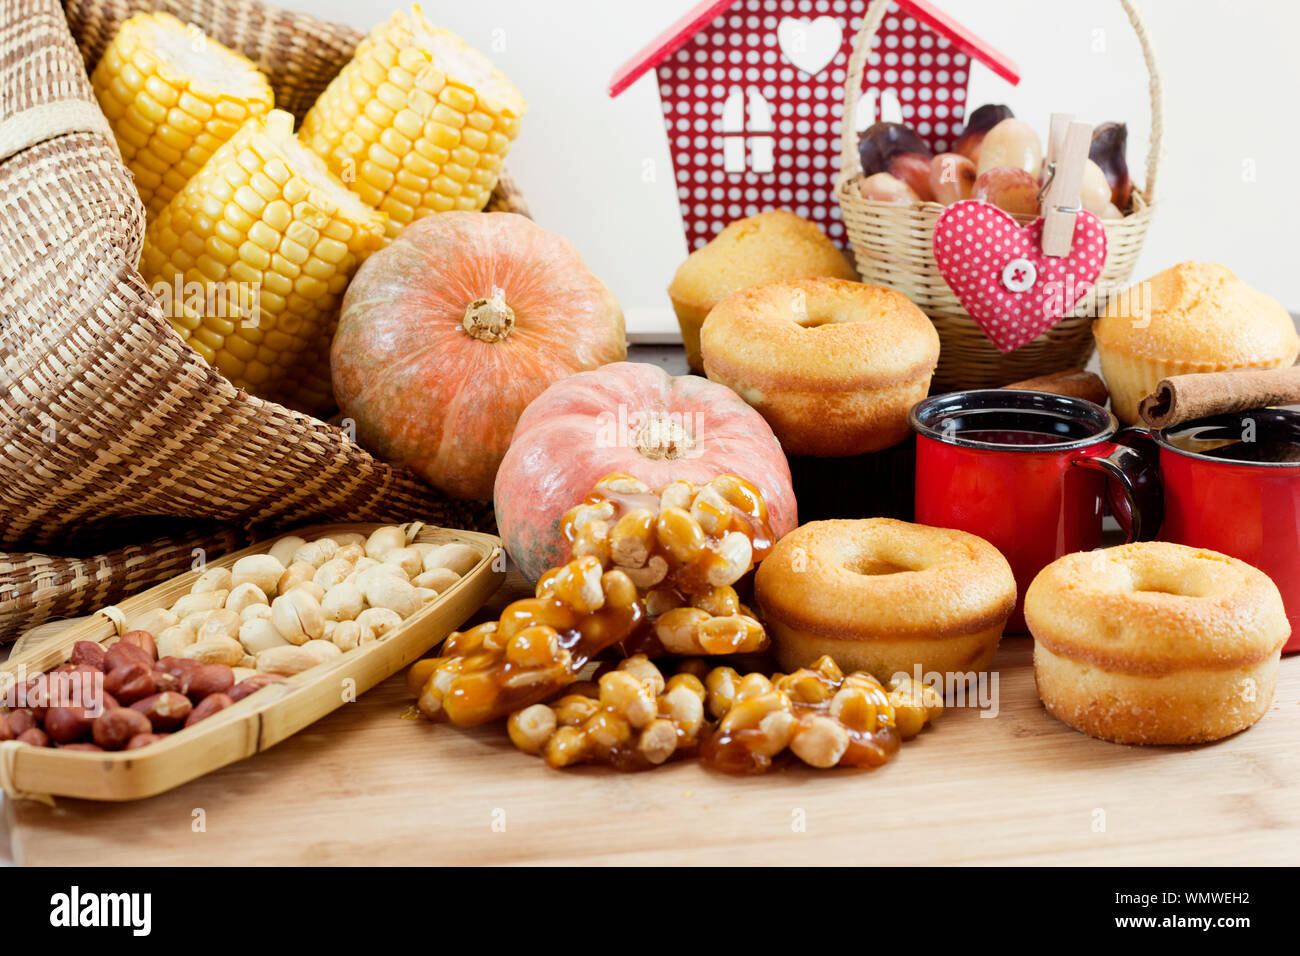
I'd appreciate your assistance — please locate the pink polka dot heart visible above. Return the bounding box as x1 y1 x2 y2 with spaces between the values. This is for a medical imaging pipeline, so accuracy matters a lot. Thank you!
932 200 1108 353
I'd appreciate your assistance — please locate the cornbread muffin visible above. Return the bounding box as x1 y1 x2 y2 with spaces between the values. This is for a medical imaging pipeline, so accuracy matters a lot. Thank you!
700 277 939 456
756 519 1016 679
1027 543 1289 745
668 210 856 372
1093 262 1299 424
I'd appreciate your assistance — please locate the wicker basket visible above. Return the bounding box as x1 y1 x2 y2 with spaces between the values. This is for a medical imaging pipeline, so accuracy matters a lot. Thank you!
0 0 529 639
837 0 1163 392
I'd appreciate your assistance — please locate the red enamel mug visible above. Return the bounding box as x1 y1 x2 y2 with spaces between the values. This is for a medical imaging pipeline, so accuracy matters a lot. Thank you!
909 390 1161 632
1154 408 1300 653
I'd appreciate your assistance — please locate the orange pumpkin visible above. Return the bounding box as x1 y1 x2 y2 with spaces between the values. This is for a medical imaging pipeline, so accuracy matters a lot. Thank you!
494 361 798 581
332 213 626 499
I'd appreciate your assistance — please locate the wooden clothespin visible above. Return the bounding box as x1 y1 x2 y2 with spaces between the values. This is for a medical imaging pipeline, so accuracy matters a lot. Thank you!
1040 113 1093 257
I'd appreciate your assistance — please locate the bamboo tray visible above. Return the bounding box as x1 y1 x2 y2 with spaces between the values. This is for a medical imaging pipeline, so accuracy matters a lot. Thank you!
0 522 504 802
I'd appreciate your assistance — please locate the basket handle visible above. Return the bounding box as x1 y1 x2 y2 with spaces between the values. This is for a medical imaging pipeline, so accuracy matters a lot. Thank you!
839 0 1164 204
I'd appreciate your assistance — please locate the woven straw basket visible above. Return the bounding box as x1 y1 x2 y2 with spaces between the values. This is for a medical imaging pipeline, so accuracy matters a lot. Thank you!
837 0 1162 392
0 0 530 639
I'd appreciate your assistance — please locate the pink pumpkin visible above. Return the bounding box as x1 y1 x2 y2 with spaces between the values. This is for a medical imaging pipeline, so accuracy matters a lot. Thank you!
494 361 797 581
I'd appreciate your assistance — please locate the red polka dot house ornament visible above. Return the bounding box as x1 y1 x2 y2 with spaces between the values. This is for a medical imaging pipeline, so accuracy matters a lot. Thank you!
608 0 1019 251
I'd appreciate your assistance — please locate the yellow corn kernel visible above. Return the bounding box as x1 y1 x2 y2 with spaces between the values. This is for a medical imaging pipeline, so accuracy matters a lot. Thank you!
141 111 386 415
298 4 526 237
91 12 274 218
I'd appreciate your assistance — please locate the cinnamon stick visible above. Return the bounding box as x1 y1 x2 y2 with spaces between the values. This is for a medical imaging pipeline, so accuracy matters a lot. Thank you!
1003 367 1109 407
1139 366 1300 429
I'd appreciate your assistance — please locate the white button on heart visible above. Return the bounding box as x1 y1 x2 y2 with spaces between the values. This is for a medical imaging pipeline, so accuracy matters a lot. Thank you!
1001 258 1037 292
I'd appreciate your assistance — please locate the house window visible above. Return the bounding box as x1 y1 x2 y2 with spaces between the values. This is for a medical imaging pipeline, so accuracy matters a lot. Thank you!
721 87 775 175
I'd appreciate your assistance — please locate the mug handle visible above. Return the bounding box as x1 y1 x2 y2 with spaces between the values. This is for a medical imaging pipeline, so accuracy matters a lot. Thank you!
1071 428 1163 542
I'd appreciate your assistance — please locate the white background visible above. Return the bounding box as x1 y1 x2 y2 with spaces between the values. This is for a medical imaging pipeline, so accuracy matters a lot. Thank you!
282 0 1300 332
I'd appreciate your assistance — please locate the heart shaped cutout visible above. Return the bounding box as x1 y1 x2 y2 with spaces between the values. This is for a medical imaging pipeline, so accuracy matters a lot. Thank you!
933 201 1108 353
777 16 841 75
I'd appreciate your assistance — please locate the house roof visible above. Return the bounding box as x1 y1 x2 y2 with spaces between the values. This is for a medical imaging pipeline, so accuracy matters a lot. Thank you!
608 0 1020 97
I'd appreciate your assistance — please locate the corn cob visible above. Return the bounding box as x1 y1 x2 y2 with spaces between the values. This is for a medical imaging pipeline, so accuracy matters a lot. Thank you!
298 4 526 237
91 11 275 218
141 110 386 415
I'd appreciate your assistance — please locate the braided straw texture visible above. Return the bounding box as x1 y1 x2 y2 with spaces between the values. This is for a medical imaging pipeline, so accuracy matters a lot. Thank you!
0 0 527 639
837 0 1163 392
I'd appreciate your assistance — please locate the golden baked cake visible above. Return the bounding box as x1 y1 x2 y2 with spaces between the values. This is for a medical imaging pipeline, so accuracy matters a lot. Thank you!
1093 262 1299 424
756 518 1016 679
700 277 939 456
668 210 857 373
1027 542 1289 745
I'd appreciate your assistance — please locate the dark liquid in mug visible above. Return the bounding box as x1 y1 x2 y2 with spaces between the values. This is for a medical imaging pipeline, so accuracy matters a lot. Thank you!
938 409 1100 447
955 429 1074 446
1165 416 1300 463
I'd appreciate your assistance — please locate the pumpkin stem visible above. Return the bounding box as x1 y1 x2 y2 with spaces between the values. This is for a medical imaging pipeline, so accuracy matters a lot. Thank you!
462 292 516 343
634 415 696 461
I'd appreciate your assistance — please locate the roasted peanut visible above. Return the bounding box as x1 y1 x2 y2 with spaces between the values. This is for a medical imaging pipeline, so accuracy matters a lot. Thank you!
239 617 290 655
356 607 403 642
156 624 198 658
43 706 95 744
125 607 180 637
292 537 339 568
637 719 679 765
412 568 459 592
268 535 306 568
16 728 50 747
104 640 153 672
331 620 362 652
124 733 166 750
790 716 850 768
116 632 156 660
180 636 244 666
231 554 286 597
887 675 944 740
598 671 657 728
7 710 36 736
383 547 423 578
313 558 354 591
277 561 316 596
255 640 341 676
227 674 282 702
422 542 478 576
131 692 193 732
270 589 325 644
508 704 557 754
618 655 666 695
336 543 365 563
542 726 588 768
191 566 233 595
184 693 234 727
179 664 235 702
69 640 107 670
361 576 420 618
104 663 156 705
93 707 152 750
365 526 407 559
225 582 268 616
197 608 240 642
171 590 228 619
59 743 105 752
155 656 200 678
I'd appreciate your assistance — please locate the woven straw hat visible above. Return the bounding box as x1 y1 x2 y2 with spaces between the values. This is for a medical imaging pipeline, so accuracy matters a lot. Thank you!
0 0 527 637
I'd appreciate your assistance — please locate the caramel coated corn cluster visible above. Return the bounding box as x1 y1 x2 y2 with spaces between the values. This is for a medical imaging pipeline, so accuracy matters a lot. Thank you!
701 656 944 774
562 473 774 594
409 557 644 726
507 655 706 770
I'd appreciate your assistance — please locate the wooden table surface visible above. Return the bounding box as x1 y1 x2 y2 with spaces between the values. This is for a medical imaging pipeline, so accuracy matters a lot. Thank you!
7 569 1299 866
